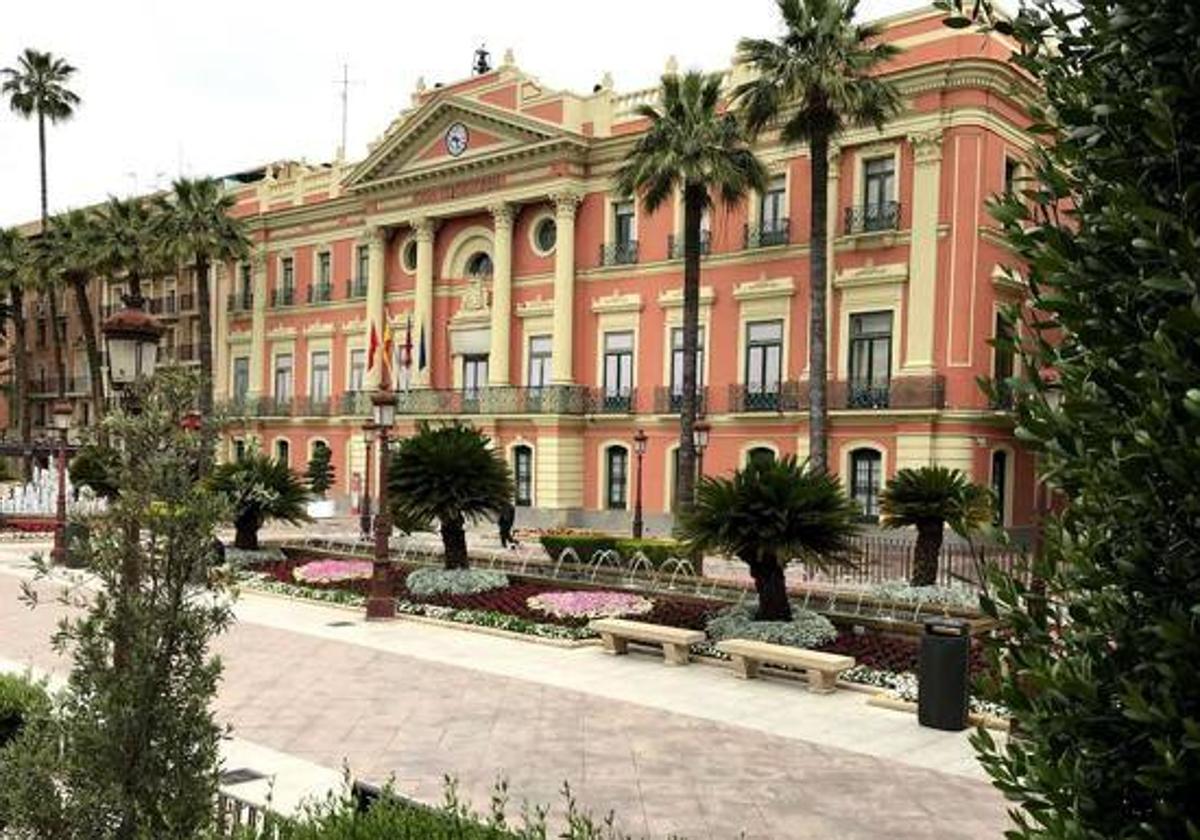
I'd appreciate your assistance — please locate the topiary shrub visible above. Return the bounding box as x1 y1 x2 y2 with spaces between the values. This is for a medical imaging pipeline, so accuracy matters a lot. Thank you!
705 601 837 649
405 567 509 597
0 672 51 749
539 533 618 565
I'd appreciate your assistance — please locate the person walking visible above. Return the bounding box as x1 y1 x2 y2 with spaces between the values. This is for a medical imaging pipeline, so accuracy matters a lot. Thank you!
497 500 517 549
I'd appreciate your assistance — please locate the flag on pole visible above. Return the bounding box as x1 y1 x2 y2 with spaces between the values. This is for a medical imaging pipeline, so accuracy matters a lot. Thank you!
402 316 414 392
381 319 395 389
418 324 427 371
367 320 380 372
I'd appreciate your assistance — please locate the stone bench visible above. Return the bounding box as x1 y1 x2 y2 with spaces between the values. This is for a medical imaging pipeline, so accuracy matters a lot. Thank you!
715 639 855 693
588 619 706 666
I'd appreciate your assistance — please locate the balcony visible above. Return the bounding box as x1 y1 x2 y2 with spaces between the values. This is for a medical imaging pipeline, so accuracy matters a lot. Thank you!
227 293 253 314
667 232 712 260
588 387 638 414
271 286 296 308
179 293 196 312
744 218 790 249
294 396 333 417
148 296 178 317
599 240 639 267
843 201 901 235
176 343 196 363
986 378 1016 410
653 386 708 415
346 277 368 299
728 382 803 413
829 376 944 410
338 386 616 417
307 283 333 305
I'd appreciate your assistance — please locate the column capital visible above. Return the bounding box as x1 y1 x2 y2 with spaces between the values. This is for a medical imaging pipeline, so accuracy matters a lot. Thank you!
488 203 515 229
551 190 583 217
367 225 389 247
908 129 944 165
413 217 439 243
251 247 268 270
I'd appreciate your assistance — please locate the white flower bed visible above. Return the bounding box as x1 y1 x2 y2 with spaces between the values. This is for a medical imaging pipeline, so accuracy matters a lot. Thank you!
406 567 510 597
705 601 838 648
223 546 286 566
862 580 980 610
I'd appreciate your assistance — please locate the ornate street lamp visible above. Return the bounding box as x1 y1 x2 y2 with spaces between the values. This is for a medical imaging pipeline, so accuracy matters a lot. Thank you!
632 428 648 539
365 387 398 620
359 420 376 539
693 420 711 479
101 294 164 406
50 399 72 566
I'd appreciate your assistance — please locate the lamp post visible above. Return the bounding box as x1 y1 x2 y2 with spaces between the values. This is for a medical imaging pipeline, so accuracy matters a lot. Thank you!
101 293 165 410
632 428 647 539
359 421 376 539
693 420 711 479
50 399 72 566
365 387 397 620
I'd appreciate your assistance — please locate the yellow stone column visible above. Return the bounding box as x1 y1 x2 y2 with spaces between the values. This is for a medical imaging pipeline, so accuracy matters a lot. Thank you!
365 225 388 390
413 217 438 387
903 129 943 374
213 262 230 399
550 192 580 384
248 248 268 398
488 203 514 386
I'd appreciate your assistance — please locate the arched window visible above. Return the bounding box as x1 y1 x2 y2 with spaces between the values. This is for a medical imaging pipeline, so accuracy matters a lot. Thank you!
233 439 247 462
513 445 533 507
991 450 1009 526
606 446 629 510
747 446 776 468
275 438 291 467
849 448 883 521
466 251 493 277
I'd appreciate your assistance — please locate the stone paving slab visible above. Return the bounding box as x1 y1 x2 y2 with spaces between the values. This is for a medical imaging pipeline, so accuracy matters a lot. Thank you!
0 546 1009 839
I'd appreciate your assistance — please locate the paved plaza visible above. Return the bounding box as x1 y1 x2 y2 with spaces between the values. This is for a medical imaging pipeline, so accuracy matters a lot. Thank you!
0 541 1009 839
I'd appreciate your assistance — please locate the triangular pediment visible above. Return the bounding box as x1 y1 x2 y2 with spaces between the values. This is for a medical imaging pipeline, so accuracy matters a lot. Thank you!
344 96 580 192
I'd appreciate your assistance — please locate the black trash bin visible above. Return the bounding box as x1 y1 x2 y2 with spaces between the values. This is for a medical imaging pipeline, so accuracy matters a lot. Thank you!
918 617 970 731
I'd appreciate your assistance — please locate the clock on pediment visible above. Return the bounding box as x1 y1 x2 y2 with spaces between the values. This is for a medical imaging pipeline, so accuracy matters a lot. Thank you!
445 122 470 157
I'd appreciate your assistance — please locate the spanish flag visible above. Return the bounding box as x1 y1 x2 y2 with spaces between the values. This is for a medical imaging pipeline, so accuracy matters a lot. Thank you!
367 320 380 372
381 319 395 388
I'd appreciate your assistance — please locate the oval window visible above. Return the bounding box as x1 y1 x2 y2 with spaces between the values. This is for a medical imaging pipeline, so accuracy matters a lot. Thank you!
402 239 418 273
534 217 557 254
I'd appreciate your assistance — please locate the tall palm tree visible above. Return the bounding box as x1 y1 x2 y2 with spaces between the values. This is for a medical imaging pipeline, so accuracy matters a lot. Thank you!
154 177 250 417
616 71 767 512
47 210 106 420
678 455 859 621
734 0 901 472
2 49 81 400
0 228 33 473
93 196 161 305
880 465 993 586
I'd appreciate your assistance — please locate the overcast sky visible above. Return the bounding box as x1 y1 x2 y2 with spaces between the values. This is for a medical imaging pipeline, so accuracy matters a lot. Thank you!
0 0 925 227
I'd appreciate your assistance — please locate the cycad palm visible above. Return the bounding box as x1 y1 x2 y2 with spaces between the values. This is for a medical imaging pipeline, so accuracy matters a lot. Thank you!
734 0 901 472
387 423 514 570
0 228 34 473
879 466 993 586
154 178 251 416
678 455 859 620
2 49 81 399
47 210 106 419
209 447 313 550
616 71 767 512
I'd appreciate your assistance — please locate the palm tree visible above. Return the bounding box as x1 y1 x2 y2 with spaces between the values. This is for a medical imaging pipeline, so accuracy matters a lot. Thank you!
0 228 34 475
2 49 81 400
678 455 859 621
154 178 251 417
616 71 767 513
209 448 313 550
734 0 901 472
93 196 161 304
46 210 106 420
880 466 993 586
387 423 513 570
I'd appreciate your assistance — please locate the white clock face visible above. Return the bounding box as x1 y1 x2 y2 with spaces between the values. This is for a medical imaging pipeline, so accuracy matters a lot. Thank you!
445 122 469 157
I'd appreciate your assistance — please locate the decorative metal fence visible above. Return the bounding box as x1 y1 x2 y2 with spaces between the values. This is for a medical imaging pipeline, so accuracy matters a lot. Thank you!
797 533 1027 588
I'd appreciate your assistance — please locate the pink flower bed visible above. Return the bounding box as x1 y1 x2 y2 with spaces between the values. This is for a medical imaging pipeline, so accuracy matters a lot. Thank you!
526 590 654 620
293 559 374 585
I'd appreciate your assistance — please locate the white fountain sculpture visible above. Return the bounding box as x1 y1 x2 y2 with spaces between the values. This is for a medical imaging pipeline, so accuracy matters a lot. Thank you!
0 464 106 518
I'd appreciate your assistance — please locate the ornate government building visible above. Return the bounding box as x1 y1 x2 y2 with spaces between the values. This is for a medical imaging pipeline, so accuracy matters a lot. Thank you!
28 7 1041 531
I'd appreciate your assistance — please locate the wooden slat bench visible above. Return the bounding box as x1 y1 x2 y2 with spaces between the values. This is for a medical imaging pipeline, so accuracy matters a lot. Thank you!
588 619 706 666
715 639 855 693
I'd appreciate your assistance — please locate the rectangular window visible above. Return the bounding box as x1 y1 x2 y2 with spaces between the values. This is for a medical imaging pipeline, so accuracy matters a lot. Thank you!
993 312 1015 381
462 355 488 399
603 331 635 408
1004 157 1019 195
745 320 783 405
273 353 293 402
281 257 294 291
670 326 706 404
991 450 1008 526
233 439 247 461
759 175 787 232
848 311 892 407
614 201 635 246
240 263 252 301
863 156 896 208
309 350 330 403
349 349 366 392
356 245 369 281
318 252 331 285
527 335 552 389
606 447 629 509
232 357 249 400
851 449 883 520
514 446 533 507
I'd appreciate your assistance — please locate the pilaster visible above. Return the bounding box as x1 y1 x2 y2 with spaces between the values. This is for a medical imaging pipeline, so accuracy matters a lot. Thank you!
903 129 943 375
248 248 267 398
414 218 438 387
550 192 581 384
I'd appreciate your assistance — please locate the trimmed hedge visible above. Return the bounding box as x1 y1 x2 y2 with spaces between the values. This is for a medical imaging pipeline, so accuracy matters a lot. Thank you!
0 673 50 750
538 533 618 565
539 534 700 576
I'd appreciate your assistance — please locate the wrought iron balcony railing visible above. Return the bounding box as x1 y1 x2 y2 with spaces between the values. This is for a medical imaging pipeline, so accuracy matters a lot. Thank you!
843 201 901 235
744 218 790 249
271 286 295 308
293 396 333 417
653 386 708 415
667 232 712 260
346 277 368 299
599 240 639 267
226 293 253 314
588 387 637 414
829 375 945 410
307 283 333 304
728 381 803 413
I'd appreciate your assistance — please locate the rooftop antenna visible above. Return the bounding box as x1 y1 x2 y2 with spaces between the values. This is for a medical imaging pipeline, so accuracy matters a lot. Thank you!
334 63 363 161
472 44 492 76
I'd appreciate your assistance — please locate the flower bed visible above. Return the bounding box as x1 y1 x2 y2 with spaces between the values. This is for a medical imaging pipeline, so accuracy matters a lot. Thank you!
406 567 509 597
527 590 654 620
705 601 839 649
293 559 374 584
